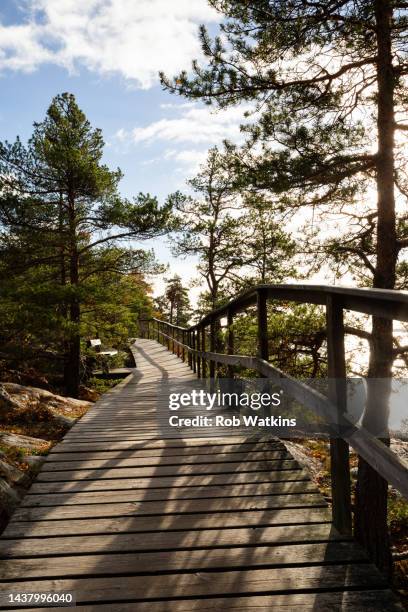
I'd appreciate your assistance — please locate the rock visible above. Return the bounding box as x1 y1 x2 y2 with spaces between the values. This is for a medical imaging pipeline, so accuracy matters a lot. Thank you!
23 455 46 470
0 478 22 516
79 385 99 402
0 431 47 451
2 382 91 410
283 440 322 482
48 410 76 428
391 439 408 464
0 385 21 415
0 460 30 487
0 366 50 390
0 383 91 428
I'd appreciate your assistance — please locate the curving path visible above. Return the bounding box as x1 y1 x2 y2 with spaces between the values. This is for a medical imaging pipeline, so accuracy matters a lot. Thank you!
0 339 403 610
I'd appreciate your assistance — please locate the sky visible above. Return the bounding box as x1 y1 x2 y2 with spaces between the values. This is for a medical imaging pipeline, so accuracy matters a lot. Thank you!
0 0 251 300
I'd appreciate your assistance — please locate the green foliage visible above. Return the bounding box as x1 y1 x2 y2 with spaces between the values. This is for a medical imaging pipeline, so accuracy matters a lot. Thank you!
155 275 191 326
229 303 327 378
170 147 297 316
87 377 126 394
388 496 408 529
0 93 171 394
161 1 408 289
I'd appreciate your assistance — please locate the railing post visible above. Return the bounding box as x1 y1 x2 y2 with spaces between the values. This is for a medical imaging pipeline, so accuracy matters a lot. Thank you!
197 327 201 378
201 326 206 378
192 330 196 373
176 328 180 358
182 330 185 362
227 308 234 379
156 320 160 343
166 323 170 351
257 289 269 361
188 331 192 368
326 295 352 535
209 318 216 379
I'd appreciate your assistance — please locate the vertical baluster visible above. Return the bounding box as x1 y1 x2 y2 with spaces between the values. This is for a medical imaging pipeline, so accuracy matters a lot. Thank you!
201 326 206 378
197 326 201 378
188 331 192 368
210 318 216 380
192 330 196 373
182 330 185 362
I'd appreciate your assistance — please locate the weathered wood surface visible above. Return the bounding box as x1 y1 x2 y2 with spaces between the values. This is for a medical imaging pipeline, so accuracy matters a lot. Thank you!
0 339 403 610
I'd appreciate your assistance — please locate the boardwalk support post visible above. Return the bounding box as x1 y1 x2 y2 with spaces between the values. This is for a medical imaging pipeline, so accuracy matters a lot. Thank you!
197 326 201 378
227 308 234 379
201 325 206 378
257 289 269 362
326 295 352 535
182 330 185 362
210 318 216 380
188 331 192 368
192 330 196 373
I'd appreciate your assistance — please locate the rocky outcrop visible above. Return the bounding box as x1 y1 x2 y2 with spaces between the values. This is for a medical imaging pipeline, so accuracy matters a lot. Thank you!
79 385 100 402
0 382 92 426
0 431 47 451
0 383 92 533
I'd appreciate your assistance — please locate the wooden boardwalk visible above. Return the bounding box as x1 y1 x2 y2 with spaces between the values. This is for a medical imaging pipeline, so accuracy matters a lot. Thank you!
0 339 403 610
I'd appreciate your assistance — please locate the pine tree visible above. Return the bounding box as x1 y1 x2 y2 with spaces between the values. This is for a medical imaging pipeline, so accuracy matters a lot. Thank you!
161 1 408 574
0 93 172 397
156 275 191 326
169 147 244 311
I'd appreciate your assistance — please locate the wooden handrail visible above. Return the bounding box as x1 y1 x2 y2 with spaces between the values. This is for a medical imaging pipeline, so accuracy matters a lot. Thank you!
140 283 408 537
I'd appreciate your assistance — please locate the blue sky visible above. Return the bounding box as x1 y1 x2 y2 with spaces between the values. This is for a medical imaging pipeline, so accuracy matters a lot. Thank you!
0 0 248 299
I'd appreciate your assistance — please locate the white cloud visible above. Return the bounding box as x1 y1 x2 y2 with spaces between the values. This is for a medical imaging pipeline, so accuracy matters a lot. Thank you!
130 105 249 145
117 103 253 176
0 0 219 88
164 148 208 173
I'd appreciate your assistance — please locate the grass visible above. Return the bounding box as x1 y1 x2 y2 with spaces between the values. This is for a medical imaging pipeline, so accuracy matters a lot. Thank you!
88 376 126 395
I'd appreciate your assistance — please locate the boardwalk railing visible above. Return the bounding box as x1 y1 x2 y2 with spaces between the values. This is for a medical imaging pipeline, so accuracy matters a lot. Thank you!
140 283 408 537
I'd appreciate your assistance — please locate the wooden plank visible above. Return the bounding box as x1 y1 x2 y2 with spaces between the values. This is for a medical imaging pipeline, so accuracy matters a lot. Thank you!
0 542 366 580
0 523 346 558
34 460 299 482
22 481 319 507
41 450 290 471
12 493 326 521
0 565 388 605
41 443 286 462
25 470 318 494
2 507 332 538
18 591 405 612
50 438 276 453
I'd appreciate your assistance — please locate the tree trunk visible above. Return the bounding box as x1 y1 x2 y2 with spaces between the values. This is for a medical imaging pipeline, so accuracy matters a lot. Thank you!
354 0 397 579
65 297 81 399
64 196 81 399
59 193 72 395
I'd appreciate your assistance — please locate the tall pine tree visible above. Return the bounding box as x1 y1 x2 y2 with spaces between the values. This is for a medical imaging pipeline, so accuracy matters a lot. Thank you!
161 1 408 574
0 93 172 397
